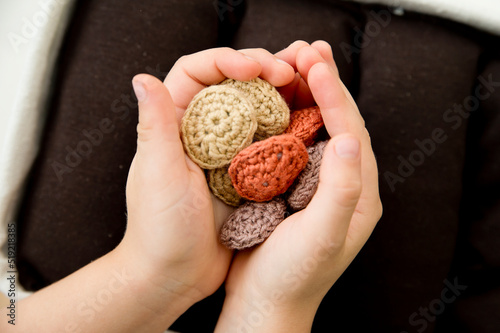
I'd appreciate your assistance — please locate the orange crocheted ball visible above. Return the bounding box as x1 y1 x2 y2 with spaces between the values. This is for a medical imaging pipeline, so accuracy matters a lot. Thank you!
228 134 308 202
284 106 324 146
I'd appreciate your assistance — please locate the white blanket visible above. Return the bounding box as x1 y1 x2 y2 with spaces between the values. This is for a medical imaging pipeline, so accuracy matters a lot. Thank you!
348 0 500 36
0 0 76 300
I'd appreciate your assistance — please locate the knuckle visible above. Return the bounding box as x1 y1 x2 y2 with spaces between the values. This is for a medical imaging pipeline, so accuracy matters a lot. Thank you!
355 197 383 221
239 47 267 56
136 122 153 143
292 40 309 48
323 238 345 253
217 46 233 54
312 40 331 49
251 47 270 56
174 55 189 67
335 180 362 208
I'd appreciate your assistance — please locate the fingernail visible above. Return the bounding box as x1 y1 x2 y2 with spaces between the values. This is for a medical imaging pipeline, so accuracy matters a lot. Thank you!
335 137 359 159
275 58 289 65
132 79 147 102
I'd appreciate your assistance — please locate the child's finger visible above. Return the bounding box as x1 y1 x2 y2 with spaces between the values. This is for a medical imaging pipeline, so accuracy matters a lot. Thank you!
276 42 338 109
292 46 332 109
309 42 358 109
311 40 338 75
308 62 381 246
296 45 340 85
238 48 295 87
132 74 189 180
308 62 365 139
300 135 362 250
164 47 262 118
274 40 310 70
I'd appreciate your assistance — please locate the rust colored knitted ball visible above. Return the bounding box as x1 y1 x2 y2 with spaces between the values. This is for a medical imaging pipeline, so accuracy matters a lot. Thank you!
221 78 290 140
219 198 287 250
207 166 243 207
287 140 328 211
285 106 324 146
181 85 257 169
228 134 309 202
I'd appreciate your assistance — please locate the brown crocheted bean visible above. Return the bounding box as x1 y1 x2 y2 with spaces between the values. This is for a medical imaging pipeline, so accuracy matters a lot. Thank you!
284 106 324 146
208 166 243 207
229 134 308 202
181 85 257 169
221 78 290 141
287 140 327 211
219 198 286 249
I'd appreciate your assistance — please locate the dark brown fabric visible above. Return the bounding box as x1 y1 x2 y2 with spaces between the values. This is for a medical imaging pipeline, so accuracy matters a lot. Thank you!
435 50 500 333
17 0 219 288
15 0 500 332
229 0 363 91
313 7 484 332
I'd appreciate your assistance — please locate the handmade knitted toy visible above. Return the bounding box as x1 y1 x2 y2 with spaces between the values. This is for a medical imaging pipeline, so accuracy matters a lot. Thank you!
181 77 326 250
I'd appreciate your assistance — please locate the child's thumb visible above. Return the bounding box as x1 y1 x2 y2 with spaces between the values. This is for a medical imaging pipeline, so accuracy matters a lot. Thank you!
301 134 362 248
132 74 186 171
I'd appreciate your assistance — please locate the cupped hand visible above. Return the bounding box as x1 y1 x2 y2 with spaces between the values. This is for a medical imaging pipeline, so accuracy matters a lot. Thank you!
120 47 296 304
216 41 383 331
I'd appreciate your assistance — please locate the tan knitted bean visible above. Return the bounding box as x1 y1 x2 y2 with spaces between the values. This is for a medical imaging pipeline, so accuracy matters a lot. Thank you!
221 78 290 140
208 166 243 207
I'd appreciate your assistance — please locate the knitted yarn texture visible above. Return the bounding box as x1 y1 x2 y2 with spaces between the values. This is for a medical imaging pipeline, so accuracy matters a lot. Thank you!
229 134 309 202
181 85 257 169
287 140 328 211
222 78 290 140
179 78 329 250
285 106 324 146
219 198 287 250
208 166 243 207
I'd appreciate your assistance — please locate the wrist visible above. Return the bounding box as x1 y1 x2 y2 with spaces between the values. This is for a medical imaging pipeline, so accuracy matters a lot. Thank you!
215 290 320 333
110 242 199 324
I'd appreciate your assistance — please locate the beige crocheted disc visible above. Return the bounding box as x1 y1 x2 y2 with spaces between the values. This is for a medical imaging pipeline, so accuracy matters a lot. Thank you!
221 78 290 141
181 85 257 169
208 166 243 207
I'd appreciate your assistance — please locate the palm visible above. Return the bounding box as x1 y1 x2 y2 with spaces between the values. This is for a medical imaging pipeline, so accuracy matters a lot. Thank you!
224 211 314 299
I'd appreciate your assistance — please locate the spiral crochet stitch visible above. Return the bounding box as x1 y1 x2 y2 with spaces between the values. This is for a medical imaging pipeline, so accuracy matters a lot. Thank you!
229 134 309 202
221 78 290 140
285 106 324 146
181 85 257 169
287 140 328 211
207 166 243 207
219 197 287 249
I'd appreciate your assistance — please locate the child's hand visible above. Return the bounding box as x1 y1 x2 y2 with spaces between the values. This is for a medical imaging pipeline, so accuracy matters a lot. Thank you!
120 48 296 314
215 42 383 332
5 47 296 333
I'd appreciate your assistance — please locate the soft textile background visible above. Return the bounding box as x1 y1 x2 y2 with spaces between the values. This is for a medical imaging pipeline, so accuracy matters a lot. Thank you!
1 0 499 332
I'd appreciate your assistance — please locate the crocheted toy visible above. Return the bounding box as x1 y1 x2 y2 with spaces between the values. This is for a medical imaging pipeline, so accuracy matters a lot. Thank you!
228 134 309 202
181 77 326 250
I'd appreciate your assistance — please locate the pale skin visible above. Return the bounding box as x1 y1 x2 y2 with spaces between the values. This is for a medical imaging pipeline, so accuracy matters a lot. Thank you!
0 41 381 332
